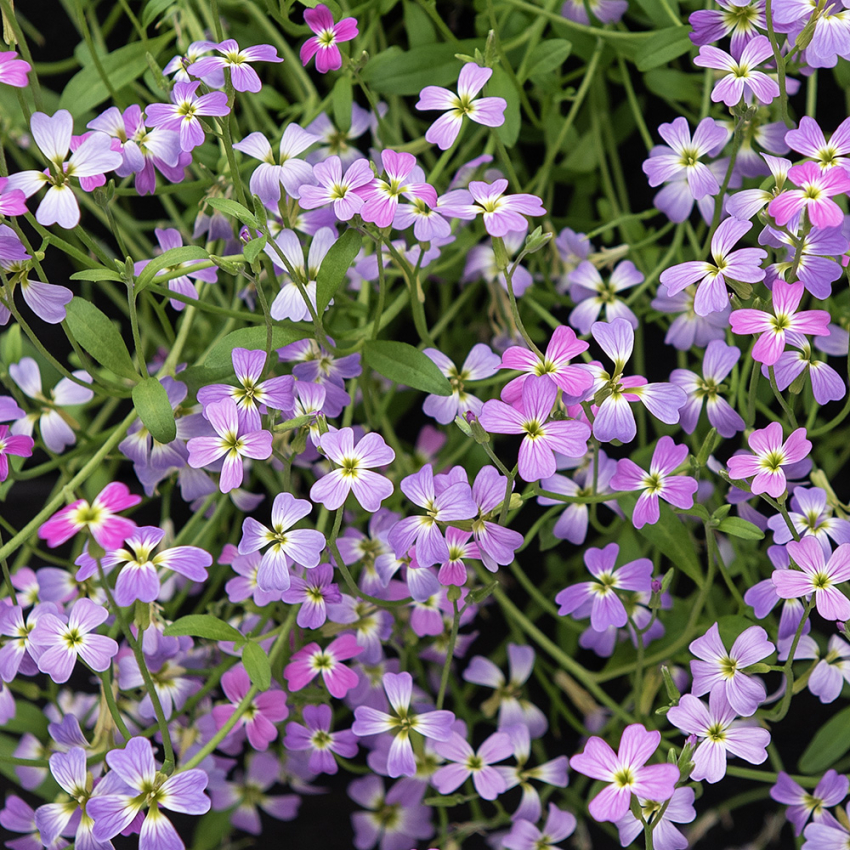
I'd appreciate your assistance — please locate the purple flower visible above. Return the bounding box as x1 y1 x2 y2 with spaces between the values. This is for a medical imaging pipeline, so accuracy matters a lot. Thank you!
610 436 699 529
190 39 282 92
786 115 850 171
615 787 697 850
299 156 375 220
416 64 506 150
771 769 849 835
470 465 525 572
570 724 679 823
0 51 31 87
282 563 341 628
671 340 746 438
301 4 359 73
726 422 812 498
212 664 288 750
352 671 455 777
238 492 326 591
432 730 514 799
693 36 779 106
660 217 766 317
422 344 501 424
88 737 210 848
360 150 437 227
768 161 850 228
146 81 230 151
767 486 850 553
555 543 653 630
479 376 591 482
774 537 850 622
310 427 395 512
762 223 847 300
503 803 577 850
284 703 358 774
468 178 546 237
667 690 770 783
689 0 766 54
689 621 774 716
562 0 627 22
567 260 643 333
284 633 363 698
809 635 850 702
349 774 433 850
651 283 731 351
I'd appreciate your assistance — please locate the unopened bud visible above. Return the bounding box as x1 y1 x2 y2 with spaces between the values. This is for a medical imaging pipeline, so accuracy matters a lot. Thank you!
447 585 462 603
727 279 753 300
525 226 552 254
838 620 847 634
661 665 681 704
788 368 808 395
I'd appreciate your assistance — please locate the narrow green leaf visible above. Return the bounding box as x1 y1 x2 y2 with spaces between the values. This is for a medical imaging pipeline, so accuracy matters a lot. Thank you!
487 66 520 147
316 229 362 314
162 614 243 642
141 0 176 26
332 75 353 134
64 297 138 381
523 39 572 80
70 268 123 282
242 641 272 691
403 0 438 47
243 235 268 265
205 198 260 229
132 378 176 443
799 706 850 773
716 517 765 540
135 246 210 295
203 325 313 374
636 27 694 71
362 340 452 396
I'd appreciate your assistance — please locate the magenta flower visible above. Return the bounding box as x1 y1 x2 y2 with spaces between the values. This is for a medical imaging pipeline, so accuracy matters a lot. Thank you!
468 179 546 237
0 176 26 217
212 664 288 750
38 481 140 550
189 39 282 92
360 150 437 227
610 436 698 529
310 427 395 512
30 598 118 684
351 671 455 777
689 621 774 716
773 537 850 622
570 724 679 823
726 422 812 498
768 160 850 228
283 703 358 775
499 325 593 406
298 156 375 220
88 737 210 848
771 769 849 835
433 730 514 800
667 690 770 783
146 81 231 151
660 217 766 317
0 51 31 87
416 64 507 150
186 397 273 493
503 804 577 850
479 375 591 482
284 633 363 698
693 36 779 106
422 343 501 424
0 424 32 483
730 280 830 365
301 4 359 73
238 492 326 592
555 543 653 631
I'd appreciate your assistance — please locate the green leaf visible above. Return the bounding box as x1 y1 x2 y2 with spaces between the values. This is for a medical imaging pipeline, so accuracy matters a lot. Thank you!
0 700 49 738
70 268 123 282
163 615 243 642
243 235 268 265
192 810 235 850
644 68 703 105
523 39 572 80
717 517 765 540
316 228 362 314
60 34 173 114
141 0 176 26
487 66 520 147
242 641 272 690
635 27 694 72
132 377 176 443
203 325 313 374
362 340 453 396
360 40 485 95
135 246 211 295
799 706 850 773
620 492 704 586
332 75 354 134
205 198 260 229
64 297 138 381
0 324 21 366
403 0 437 47
632 0 681 28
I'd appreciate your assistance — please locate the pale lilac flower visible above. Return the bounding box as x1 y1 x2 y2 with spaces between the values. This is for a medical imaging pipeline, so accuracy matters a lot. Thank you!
163 40 220 84
671 340 746 438
0 424 32 482
808 635 850 703
786 115 850 171
298 156 375 220
660 217 766 316
694 36 779 106
730 280 831 366
771 769 849 835
773 537 850 622
555 543 653 631
190 39 282 92
0 603 55 682
570 724 679 823
186 397 273 493
432 730 513 800
615 787 697 850
470 465 525 572
768 160 850 228
562 0 627 23
479 375 591 482
284 703 358 774
284 633 363 698
767 486 850 554
689 621 774 716
503 803 577 850
282 563 341 628
0 51 31 87
351 671 455 777
265 227 334 322
462 228 535 295
762 223 847 300
667 690 770 783
689 0 766 53
567 260 643 333
422 344 501 424
6 110 122 228
727 153 790 221
774 0 850 68
212 664 288 750
726 422 812 498
233 124 318 204
305 104 372 166
804 809 850 849
238 492 326 592
416 64 506 150
146 81 230 151
301 4 359 73
393 186 478 240
610 436 699 529
349 774 434 850
30 598 118 684
468 178 546 237
360 150 437 227
651 283 731 350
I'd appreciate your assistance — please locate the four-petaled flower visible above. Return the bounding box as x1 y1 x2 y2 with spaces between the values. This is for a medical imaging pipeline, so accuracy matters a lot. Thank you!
298 155 375 220
189 39 283 93
432 730 514 800
767 160 850 229
773 537 850 622
726 422 812 498
146 81 230 152
468 179 546 237
693 35 779 106
284 633 363 698
300 4 359 73
360 150 437 228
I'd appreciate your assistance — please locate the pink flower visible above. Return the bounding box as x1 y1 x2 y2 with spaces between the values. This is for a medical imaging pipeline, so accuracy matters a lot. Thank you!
284 633 363 698
432 731 514 800
298 156 375 220
773 537 850 622
768 160 850 228
38 481 140 550
212 664 289 750
416 64 507 150
468 179 546 237
0 425 33 482
0 51 31 88
300 4 359 73
726 422 812 498
360 150 437 228
570 724 679 822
